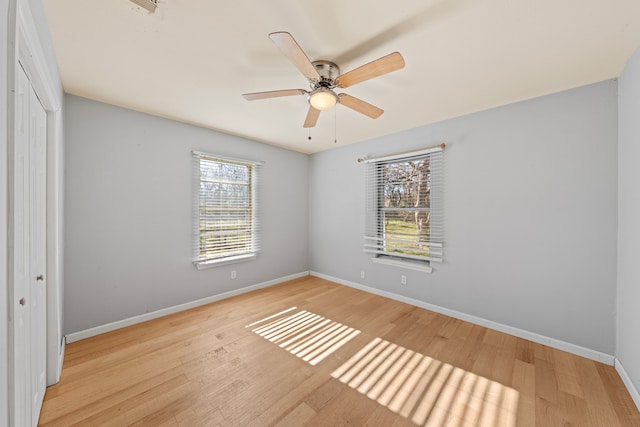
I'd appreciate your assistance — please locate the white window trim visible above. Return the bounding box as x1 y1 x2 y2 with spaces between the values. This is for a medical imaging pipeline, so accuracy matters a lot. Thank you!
192 151 263 269
194 253 257 270
362 144 445 269
359 144 445 164
371 256 433 273
192 151 264 167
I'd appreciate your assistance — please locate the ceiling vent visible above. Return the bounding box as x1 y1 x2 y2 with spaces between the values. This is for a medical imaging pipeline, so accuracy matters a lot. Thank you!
129 0 157 13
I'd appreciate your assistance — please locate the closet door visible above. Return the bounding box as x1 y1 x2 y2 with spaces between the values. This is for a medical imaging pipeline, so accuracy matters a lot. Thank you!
29 80 47 423
11 62 48 427
12 60 32 427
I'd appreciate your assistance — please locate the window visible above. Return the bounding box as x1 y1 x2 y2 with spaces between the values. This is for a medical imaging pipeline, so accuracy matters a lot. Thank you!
192 151 262 268
363 146 444 269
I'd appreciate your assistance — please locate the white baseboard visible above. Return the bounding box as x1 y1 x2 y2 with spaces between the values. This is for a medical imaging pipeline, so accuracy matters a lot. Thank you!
65 271 310 343
615 358 640 412
310 271 615 366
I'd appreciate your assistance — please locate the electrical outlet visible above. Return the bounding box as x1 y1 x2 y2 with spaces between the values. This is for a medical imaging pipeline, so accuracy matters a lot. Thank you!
401 275 407 285
231 270 237 279
361 271 365 279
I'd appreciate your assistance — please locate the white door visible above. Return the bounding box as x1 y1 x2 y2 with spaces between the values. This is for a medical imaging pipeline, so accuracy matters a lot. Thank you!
29 78 48 423
10 62 48 427
12 60 32 427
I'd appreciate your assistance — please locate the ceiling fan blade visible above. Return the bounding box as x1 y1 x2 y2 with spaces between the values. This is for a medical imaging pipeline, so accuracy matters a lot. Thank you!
242 89 307 101
269 32 320 81
335 52 405 88
338 94 383 119
303 106 321 128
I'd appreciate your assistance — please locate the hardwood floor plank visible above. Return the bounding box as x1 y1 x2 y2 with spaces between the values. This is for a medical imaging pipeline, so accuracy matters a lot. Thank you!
511 359 535 427
40 371 188 426
472 343 498 379
596 363 640 425
248 372 328 427
554 348 584 398
515 339 536 365
561 393 593 427
39 276 640 426
273 402 316 427
574 356 623 427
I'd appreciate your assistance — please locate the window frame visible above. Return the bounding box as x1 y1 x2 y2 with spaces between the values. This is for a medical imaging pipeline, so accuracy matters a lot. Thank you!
192 151 262 269
363 146 444 272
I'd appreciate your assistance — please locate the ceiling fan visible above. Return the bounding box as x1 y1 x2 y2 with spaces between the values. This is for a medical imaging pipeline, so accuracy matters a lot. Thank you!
243 32 405 128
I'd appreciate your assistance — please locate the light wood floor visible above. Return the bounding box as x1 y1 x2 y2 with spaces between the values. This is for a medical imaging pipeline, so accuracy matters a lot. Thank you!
40 276 640 426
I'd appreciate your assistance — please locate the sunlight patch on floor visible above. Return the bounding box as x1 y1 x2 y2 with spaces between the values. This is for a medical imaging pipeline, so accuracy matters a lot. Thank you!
247 308 360 366
331 337 519 426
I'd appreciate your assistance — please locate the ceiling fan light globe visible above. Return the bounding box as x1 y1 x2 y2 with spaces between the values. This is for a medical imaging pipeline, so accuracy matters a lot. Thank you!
309 90 338 110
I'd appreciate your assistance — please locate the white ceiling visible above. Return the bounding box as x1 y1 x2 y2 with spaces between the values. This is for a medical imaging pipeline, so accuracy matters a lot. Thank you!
42 0 640 154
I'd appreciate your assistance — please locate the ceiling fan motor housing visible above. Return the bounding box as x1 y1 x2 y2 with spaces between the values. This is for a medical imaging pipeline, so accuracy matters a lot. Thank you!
311 60 340 89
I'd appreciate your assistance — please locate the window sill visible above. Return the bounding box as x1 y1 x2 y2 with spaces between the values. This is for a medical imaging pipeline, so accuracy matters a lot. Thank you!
371 256 433 273
194 253 257 270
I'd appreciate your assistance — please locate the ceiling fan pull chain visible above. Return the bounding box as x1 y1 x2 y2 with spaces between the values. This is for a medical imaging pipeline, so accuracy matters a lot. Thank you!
308 128 312 141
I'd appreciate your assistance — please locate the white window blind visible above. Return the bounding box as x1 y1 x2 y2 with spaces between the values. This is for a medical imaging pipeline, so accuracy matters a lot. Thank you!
192 151 262 266
364 146 444 263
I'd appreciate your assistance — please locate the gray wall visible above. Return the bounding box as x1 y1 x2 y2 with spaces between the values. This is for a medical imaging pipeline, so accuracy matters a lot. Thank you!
617 47 640 394
310 80 618 354
64 95 309 334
